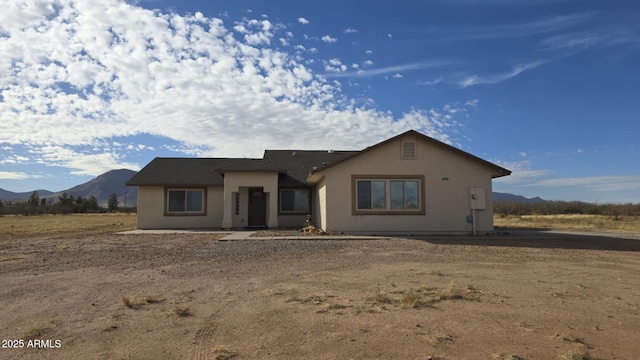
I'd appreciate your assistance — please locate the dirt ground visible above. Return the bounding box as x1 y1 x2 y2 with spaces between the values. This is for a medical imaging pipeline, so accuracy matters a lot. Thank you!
1 230 639 360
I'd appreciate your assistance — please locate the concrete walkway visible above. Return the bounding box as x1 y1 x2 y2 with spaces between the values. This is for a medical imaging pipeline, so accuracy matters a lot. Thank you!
117 229 390 240
118 229 231 235
248 235 390 240
219 231 256 241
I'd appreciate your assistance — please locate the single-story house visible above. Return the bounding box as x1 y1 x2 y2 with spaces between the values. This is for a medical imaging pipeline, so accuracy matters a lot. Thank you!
126 130 511 233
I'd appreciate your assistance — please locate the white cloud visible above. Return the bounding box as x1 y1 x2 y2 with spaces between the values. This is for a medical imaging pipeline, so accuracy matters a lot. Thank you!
464 99 479 107
321 35 337 43
234 18 274 45
457 60 547 88
392 73 403 78
526 176 640 192
323 58 348 73
493 159 640 194
325 61 449 78
0 171 42 180
30 145 141 176
344 28 358 34
365 50 373 55
418 77 443 86
429 12 598 42
493 160 550 185
0 0 468 176
297 17 309 25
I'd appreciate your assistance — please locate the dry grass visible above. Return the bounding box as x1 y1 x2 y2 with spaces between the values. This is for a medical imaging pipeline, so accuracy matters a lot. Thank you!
212 345 238 360
122 295 144 309
0 213 137 237
494 214 640 233
434 333 455 343
122 295 165 309
143 295 165 304
22 318 55 340
561 350 599 360
492 355 525 360
287 292 350 313
173 304 192 317
369 282 476 309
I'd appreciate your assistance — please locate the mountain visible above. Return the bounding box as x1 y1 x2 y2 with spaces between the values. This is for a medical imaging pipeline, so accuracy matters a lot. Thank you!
493 192 545 204
48 169 138 206
0 169 137 206
0 189 54 202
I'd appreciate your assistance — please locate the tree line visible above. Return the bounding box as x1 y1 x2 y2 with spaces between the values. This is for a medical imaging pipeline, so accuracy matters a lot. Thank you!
494 200 640 218
0 191 127 215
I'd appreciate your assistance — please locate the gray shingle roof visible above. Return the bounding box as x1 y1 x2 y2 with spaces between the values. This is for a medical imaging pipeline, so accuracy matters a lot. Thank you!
125 150 359 187
263 150 359 185
126 158 251 186
126 130 510 187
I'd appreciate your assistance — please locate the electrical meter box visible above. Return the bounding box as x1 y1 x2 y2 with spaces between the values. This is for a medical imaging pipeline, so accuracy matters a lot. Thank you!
470 187 486 210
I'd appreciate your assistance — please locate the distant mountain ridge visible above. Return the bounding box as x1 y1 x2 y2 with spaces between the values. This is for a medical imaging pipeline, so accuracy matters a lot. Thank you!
0 169 138 206
493 192 545 203
0 188 54 202
60 169 138 206
1 171 541 207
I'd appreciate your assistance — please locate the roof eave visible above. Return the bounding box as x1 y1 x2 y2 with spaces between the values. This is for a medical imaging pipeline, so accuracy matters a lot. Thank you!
214 169 287 175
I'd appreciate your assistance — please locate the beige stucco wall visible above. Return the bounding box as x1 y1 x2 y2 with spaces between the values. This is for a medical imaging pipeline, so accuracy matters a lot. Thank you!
135 186 224 229
277 214 308 228
230 187 248 228
222 171 279 228
315 178 327 230
317 133 496 233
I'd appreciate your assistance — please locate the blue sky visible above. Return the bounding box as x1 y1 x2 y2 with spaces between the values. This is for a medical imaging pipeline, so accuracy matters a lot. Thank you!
0 0 638 202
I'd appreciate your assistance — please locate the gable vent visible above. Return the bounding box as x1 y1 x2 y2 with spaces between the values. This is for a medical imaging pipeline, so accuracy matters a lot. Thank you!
402 142 416 159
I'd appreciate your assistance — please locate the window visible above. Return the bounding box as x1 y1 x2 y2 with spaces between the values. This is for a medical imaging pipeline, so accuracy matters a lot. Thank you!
166 189 205 215
234 192 240 215
353 176 424 215
390 180 419 209
357 180 386 209
280 189 310 213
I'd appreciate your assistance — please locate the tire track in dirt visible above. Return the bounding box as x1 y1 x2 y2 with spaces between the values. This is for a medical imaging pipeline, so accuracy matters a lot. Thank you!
190 299 237 360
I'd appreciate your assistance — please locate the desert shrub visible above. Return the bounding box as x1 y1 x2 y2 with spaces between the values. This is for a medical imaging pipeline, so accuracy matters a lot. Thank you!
494 200 640 216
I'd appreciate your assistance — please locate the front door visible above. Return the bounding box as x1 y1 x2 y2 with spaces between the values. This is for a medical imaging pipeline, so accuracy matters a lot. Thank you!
248 188 267 227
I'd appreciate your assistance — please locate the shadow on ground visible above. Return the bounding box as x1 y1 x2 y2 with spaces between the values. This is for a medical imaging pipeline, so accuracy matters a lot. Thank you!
414 230 640 252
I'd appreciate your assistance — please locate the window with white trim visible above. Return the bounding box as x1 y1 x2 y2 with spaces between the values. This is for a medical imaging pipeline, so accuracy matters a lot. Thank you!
166 189 205 214
280 189 310 213
390 180 420 209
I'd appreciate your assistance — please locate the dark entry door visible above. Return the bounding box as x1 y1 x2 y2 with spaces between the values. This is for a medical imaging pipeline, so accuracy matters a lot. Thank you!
248 188 267 227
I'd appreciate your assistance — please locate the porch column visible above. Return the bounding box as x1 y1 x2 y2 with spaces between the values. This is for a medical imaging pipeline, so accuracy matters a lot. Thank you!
221 183 236 229
265 182 278 228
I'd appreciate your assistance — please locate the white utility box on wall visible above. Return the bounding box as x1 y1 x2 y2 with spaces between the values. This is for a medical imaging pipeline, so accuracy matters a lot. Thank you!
470 187 486 210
